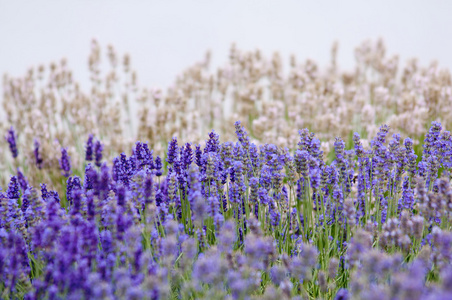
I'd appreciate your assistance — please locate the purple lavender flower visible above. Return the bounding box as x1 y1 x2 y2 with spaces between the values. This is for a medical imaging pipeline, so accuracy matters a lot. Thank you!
49 190 60 203
259 165 272 190
40 183 49 202
84 164 97 191
192 252 222 286
116 184 126 207
167 172 178 203
249 177 259 213
155 156 163 177
269 203 281 227
399 177 415 211
406 152 417 180
258 187 270 206
235 121 251 158
267 153 283 189
422 121 442 159
100 230 114 253
249 143 260 170
94 139 103 167
233 160 246 193
289 243 318 282
143 143 154 168
298 128 314 152
372 124 390 150
426 155 440 187
3 231 29 291
34 139 44 169
188 168 206 225
310 167 321 191
295 150 310 178
195 144 202 167
270 265 286 286
98 163 111 198
217 220 235 253
59 147 72 177
112 157 120 181
181 143 193 169
418 161 428 180
380 195 388 224
167 137 178 165
21 188 30 214
5 126 18 158
404 137 413 152
335 288 350 300
353 133 365 158
85 134 94 161
207 195 220 218
228 269 250 299
438 130 452 172
85 191 96 220
344 198 356 226
203 152 219 182
143 172 155 206
228 182 240 206
334 137 349 184
310 138 323 161
135 141 144 161
113 152 132 186
71 189 82 216
7 176 20 199
16 169 28 192
205 130 220 153
67 176 82 205
334 136 346 160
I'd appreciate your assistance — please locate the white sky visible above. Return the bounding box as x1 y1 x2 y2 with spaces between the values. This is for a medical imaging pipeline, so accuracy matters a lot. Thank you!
1 0 452 93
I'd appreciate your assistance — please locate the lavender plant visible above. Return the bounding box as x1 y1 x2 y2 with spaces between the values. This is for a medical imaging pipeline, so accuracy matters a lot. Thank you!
2 121 452 299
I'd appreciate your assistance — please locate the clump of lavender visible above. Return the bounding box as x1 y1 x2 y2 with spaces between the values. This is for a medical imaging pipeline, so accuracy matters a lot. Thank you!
2 122 452 299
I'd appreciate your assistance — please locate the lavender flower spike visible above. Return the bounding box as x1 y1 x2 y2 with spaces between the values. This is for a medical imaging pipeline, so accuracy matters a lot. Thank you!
5 126 18 158
85 134 94 161
94 139 103 167
59 147 72 177
34 139 43 168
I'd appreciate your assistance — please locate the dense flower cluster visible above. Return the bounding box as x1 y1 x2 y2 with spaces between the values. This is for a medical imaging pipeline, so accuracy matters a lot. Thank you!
2 121 452 299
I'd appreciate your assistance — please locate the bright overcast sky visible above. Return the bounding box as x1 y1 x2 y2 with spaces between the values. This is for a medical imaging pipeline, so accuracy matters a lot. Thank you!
1 0 452 92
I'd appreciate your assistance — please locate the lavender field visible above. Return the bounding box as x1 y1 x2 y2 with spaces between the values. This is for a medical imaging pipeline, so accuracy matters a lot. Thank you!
2 38 452 299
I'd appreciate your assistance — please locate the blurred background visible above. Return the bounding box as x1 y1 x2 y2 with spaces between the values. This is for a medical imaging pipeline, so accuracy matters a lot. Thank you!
1 0 452 92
